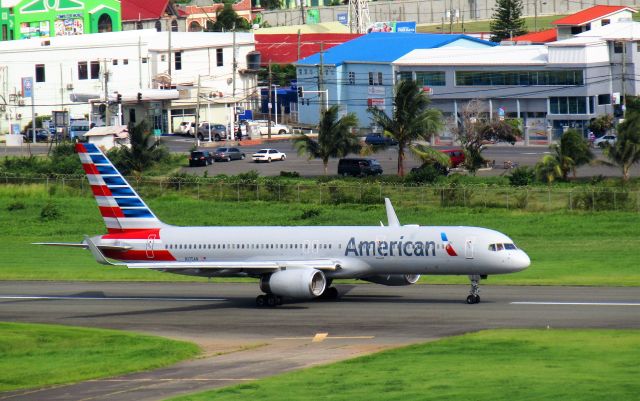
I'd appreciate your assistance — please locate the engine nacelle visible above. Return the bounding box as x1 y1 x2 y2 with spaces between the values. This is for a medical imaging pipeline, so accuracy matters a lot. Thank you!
260 269 326 299
361 274 421 286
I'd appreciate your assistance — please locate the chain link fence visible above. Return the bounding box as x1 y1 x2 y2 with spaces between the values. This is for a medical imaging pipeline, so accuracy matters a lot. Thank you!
2 174 638 212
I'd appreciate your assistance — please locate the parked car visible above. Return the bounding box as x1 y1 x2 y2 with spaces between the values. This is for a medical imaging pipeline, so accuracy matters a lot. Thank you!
188 151 213 167
364 133 398 146
252 148 286 162
178 121 196 136
213 147 245 162
252 120 290 136
338 158 383 177
441 149 465 168
594 134 617 147
22 128 52 143
197 122 227 141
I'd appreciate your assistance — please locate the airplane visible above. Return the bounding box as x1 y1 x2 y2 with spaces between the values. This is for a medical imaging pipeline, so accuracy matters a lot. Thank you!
37 143 530 307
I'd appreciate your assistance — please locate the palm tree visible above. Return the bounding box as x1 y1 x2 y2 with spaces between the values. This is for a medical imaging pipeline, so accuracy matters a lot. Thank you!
555 129 593 179
535 154 562 186
107 121 169 175
602 98 640 184
293 105 360 175
368 80 443 176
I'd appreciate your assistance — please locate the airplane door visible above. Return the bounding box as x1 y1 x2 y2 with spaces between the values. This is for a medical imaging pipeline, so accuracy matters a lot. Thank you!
465 237 474 259
146 234 156 259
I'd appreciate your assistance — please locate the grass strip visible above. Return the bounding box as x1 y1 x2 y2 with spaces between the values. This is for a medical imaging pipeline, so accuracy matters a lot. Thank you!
0 322 199 392
168 329 640 401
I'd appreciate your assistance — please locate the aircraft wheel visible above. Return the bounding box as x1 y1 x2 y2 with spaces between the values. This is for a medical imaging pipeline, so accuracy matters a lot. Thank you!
256 295 266 307
266 294 278 307
466 295 476 304
475 295 481 303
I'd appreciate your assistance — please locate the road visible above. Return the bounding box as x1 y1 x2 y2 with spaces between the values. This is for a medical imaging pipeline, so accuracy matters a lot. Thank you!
1 281 639 401
2 136 636 178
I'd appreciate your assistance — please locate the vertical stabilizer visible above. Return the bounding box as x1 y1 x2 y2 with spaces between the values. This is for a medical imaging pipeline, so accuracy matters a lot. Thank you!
76 143 163 233
384 198 400 227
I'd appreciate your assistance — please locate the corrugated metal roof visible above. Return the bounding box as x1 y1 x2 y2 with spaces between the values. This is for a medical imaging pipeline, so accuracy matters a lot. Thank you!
121 0 170 21
394 45 548 66
295 32 494 66
255 33 361 65
256 21 351 34
511 29 557 44
552 5 636 26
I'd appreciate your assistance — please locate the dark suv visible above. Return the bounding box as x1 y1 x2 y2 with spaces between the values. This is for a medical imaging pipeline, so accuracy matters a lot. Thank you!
189 151 213 167
364 133 397 146
213 147 245 162
338 158 383 177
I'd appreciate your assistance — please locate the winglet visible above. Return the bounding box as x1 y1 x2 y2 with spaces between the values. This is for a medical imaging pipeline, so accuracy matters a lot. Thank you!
384 198 400 227
84 235 123 266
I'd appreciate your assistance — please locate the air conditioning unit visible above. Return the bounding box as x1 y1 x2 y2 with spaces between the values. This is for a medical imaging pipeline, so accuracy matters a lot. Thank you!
66 84 74 90
17 99 25 106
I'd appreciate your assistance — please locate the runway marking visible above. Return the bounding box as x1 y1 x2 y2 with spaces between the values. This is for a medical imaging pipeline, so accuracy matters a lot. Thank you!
512 302 640 306
0 295 227 302
313 332 328 342
275 335 375 341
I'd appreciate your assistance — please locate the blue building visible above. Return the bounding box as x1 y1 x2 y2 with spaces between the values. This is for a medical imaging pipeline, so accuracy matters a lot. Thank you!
294 32 495 130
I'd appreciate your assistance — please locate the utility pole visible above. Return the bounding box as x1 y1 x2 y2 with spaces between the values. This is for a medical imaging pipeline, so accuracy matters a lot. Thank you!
318 41 325 119
300 0 306 24
622 40 627 118
167 18 172 85
195 74 201 146
297 29 302 61
103 58 110 126
267 61 272 139
232 25 238 140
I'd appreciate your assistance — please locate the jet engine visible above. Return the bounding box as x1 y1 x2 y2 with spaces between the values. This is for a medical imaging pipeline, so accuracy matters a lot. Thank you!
361 274 421 286
260 269 326 299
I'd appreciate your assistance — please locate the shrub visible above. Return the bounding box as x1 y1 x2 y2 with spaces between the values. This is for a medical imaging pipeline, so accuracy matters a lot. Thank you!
7 201 25 211
405 164 443 184
280 171 300 178
40 202 61 221
299 208 321 219
570 188 631 211
508 166 536 186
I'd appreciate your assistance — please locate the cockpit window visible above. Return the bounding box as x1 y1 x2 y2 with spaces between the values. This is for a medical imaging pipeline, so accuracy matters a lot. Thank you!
488 243 518 251
496 243 504 251
488 244 496 251
504 243 517 250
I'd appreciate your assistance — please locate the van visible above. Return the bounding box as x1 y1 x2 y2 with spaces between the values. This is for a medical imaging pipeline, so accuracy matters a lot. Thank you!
70 120 91 141
338 158 383 177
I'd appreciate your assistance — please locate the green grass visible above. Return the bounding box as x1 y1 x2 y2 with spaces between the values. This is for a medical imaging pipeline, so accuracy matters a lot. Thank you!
0 322 200 392
168 329 640 401
418 14 567 34
0 187 639 285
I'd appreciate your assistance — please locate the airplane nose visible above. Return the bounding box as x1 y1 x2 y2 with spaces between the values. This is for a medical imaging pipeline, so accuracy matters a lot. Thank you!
509 250 531 272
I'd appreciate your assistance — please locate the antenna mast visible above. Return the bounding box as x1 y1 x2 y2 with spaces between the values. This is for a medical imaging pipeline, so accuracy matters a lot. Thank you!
348 0 370 34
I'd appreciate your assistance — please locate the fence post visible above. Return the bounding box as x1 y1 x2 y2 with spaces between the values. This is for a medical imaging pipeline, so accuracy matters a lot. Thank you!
297 183 300 203
256 183 259 201
379 184 382 202
197 182 200 200
237 182 240 202
592 190 595 212
319 185 322 204
548 188 551 208
614 191 617 210
568 190 572 211
506 192 509 209
278 183 281 201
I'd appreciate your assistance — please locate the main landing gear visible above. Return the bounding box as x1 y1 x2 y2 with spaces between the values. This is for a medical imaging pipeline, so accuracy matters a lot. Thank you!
256 294 282 307
466 274 482 304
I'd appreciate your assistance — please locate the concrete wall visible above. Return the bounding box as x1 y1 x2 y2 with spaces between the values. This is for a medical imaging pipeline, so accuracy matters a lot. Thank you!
262 0 640 29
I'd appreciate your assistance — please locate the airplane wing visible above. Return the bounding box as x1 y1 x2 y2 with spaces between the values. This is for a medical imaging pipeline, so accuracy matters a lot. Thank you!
83 236 340 272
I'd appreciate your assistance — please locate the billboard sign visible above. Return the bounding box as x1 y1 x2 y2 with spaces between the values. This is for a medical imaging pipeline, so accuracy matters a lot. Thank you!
337 13 348 25
21 77 33 98
367 21 416 33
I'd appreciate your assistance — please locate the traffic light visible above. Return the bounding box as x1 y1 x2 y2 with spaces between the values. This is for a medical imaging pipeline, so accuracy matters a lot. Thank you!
116 93 122 104
137 92 142 102
297 86 304 98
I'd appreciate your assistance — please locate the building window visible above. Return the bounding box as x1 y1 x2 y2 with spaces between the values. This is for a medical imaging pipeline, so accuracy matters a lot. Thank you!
348 71 355 85
90 61 100 79
416 71 446 86
549 97 588 114
368 72 374 85
216 48 223 66
142 57 148 64
78 61 88 80
97 14 113 33
136 21 143 30
123 59 129 65
2 25 7 41
35 64 45 82
598 94 611 105
171 20 178 32
455 70 583 86
602 19 610 26
397 71 412 82
614 42 623 53
112 59 118 65
377 72 383 85
175 51 182 70
571 26 583 35
155 20 161 32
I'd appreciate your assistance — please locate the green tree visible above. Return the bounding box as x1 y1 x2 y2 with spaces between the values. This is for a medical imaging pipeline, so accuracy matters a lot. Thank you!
602 99 640 183
489 0 527 42
209 1 251 32
368 80 443 176
535 154 562 186
589 114 614 137
553 129 593 179
106 121 169 175
294 105 360 175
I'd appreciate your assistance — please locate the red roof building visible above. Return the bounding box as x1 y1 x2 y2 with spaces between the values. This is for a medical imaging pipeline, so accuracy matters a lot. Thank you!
511 28 557 44
121 0 185 32
255 33 361 65
553 5 636 39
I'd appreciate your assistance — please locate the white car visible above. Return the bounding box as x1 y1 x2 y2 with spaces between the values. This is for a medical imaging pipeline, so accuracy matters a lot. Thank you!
593 134 617 147
252 120 290 136
252 149 286 163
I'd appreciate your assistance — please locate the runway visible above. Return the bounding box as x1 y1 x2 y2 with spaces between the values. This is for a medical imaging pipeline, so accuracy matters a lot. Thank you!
1 281 639 401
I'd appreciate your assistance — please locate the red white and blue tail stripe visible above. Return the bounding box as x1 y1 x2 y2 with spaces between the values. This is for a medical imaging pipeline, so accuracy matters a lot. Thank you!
76 143 163 234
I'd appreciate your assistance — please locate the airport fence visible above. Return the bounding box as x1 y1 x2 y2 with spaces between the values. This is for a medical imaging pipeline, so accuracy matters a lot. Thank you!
1 174 639 212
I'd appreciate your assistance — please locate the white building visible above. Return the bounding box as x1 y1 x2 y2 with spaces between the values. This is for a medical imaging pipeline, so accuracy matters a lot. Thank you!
0 29 259 134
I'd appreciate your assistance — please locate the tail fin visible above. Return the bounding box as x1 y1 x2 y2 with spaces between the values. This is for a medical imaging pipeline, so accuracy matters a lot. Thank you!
76 143 163 233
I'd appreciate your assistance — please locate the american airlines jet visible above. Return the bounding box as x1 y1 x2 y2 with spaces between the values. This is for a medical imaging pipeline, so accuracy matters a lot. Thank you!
39 143 530 307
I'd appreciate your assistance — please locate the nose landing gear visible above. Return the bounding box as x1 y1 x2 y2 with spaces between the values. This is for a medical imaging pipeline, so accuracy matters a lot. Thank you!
466 275 481 304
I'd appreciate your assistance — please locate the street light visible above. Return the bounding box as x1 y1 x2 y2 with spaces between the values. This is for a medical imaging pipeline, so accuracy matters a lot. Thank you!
272 84 279 125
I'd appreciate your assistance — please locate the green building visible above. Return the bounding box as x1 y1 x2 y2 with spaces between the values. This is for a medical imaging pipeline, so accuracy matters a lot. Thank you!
0 0 121 41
